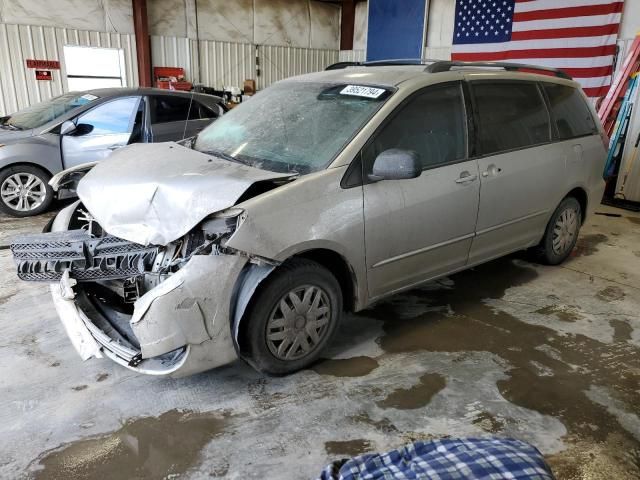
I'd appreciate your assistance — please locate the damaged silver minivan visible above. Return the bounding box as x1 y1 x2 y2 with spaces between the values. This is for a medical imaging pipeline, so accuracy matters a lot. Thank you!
11 61 607 377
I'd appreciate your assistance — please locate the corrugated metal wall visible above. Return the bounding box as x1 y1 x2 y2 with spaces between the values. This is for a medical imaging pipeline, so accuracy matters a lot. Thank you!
257 45 338 89
151 36 338 91
338 50 366 62
0 23 137 116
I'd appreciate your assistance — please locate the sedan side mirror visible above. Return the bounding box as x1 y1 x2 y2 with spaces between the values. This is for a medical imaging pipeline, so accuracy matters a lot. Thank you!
60 120 76 136
369 149 422 182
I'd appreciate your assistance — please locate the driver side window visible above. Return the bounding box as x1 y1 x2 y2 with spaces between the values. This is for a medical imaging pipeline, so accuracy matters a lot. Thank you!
363 83 467 172
75 96 140 136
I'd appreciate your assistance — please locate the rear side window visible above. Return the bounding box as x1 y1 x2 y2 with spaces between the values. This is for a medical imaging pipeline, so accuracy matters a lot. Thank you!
364 82 467 170
472 82 551 155
542 83 597 139
151 95 209 124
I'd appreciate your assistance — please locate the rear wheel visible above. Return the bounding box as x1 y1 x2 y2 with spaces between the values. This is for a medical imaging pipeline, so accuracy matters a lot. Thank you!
241 259 342 375
0 165 53 217
535 196 582 265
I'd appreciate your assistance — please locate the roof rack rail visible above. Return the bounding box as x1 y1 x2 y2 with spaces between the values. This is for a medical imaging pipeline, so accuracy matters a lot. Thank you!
424 61 572 80
325 59 441 70
325 61 362 70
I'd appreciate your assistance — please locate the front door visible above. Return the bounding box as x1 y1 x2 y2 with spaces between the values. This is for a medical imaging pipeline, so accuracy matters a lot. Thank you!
61 96 141 169
467 81 564 264
363 82 480 299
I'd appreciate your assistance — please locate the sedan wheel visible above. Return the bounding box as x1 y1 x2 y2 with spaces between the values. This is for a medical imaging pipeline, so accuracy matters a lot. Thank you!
1 173 47 212
0 166 53 217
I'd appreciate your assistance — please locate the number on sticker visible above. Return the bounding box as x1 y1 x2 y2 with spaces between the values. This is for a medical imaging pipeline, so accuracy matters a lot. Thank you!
340 85 385 99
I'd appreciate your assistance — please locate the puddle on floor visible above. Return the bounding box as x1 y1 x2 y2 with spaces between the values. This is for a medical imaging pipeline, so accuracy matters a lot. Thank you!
376 373 446 410
365 256 640 460
32 409 229 480
534 304 583 322
312 356 379 377
472 411 505 433
596 285 626 302
610 319 633 343
572 234 609 257
348 412 399 434
325 439 373 457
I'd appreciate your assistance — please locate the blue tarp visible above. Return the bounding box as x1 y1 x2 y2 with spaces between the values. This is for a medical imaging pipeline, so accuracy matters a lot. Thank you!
317 437 554 480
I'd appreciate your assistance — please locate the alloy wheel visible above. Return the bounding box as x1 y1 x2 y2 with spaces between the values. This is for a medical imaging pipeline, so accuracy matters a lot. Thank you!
1 173 47 212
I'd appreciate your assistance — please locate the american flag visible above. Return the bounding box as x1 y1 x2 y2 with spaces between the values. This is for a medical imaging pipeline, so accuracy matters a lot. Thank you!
451 0 624 97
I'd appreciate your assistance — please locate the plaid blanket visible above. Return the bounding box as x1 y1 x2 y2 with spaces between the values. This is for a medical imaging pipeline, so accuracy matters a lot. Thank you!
317 437 554 480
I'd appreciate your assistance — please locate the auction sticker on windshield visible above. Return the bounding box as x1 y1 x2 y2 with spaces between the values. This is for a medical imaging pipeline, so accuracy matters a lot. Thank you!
340 85 386 99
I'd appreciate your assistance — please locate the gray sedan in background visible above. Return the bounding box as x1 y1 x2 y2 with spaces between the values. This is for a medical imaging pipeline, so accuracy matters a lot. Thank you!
0 88 225 217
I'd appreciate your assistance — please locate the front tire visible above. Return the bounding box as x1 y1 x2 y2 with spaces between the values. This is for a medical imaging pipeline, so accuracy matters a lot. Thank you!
535 196 582 265
0 165 54 217
241 258 342 375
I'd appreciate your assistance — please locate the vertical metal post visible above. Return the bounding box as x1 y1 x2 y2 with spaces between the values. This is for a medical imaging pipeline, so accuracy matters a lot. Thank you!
132 0 152 87
340 0 356 51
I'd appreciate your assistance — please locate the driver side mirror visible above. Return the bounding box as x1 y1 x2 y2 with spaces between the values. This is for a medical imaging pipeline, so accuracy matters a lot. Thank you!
369 149 422 182
60 120 76 136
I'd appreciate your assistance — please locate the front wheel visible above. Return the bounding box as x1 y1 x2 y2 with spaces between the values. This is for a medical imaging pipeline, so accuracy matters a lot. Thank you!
535 196 582 265
241 259 342 375
0 165 54 217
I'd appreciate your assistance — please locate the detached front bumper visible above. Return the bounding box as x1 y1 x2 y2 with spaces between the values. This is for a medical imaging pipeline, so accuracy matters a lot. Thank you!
41 202 249 377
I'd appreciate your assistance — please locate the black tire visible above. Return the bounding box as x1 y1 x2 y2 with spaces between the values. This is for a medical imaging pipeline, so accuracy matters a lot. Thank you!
535 196 582 265
0 165 54 217
241 258 342 375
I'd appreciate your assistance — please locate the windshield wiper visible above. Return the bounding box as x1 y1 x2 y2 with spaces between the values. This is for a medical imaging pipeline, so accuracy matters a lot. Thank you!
202 149 250 166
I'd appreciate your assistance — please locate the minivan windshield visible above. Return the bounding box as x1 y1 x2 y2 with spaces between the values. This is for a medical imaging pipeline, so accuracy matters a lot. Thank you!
195 82 392 174
1 92 99 130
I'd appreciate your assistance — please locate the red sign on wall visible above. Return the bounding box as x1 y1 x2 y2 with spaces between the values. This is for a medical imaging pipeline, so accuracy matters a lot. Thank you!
35 70 52 81
26 59 60 70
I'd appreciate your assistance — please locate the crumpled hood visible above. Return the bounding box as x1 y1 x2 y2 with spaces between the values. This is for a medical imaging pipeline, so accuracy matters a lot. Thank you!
77 142 292 246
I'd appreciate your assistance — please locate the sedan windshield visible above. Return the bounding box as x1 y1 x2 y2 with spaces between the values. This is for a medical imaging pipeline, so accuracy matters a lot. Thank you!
195 82 392 174
1 92 98 130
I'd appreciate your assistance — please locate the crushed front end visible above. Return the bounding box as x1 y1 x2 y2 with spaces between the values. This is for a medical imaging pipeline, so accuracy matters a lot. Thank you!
10 201 250 377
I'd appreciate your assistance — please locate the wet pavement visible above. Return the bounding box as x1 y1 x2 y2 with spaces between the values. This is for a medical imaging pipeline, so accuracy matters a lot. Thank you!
1 205 639 479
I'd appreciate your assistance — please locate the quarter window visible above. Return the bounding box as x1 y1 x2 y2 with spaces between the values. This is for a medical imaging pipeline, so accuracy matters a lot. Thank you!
543 83 597 139
472 82 551 155
364 83 467 170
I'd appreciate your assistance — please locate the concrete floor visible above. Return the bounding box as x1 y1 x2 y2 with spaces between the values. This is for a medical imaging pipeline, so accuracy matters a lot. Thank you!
1 204 639 479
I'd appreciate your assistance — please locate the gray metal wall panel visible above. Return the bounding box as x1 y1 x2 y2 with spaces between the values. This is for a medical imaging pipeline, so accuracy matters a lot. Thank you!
0 23 137 116
338 50 366 62
151 36 338 91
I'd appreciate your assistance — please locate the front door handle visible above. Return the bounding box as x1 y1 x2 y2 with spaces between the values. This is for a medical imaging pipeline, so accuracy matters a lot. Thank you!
455 172 478 184
107 145 123 151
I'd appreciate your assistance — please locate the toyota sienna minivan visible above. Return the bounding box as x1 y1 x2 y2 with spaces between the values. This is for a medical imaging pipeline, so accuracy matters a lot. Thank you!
11 61 607 377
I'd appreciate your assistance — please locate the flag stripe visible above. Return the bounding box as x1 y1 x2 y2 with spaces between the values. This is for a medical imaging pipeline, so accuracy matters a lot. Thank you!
451 35 616 53
583 85 610 97
514 0 623 12
452 44 616 61
512 13 621 31
563 65 613 78
511 23 620 40
513 3 623 22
